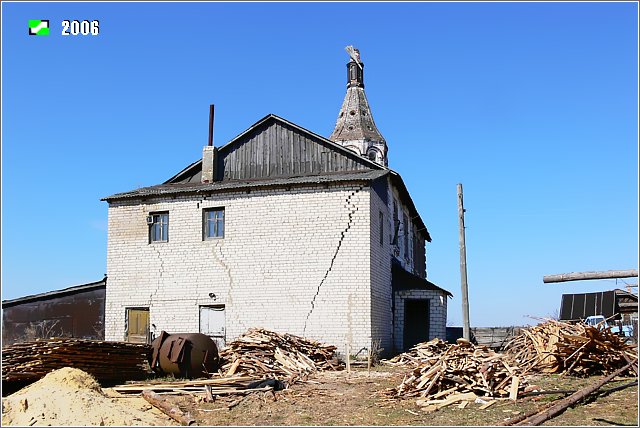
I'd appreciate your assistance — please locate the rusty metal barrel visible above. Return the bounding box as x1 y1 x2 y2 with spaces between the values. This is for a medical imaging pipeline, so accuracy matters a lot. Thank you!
149 331 220 378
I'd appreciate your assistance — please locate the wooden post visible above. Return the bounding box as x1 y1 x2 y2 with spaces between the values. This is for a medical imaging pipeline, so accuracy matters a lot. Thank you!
345 340 351 374
458 184 471 341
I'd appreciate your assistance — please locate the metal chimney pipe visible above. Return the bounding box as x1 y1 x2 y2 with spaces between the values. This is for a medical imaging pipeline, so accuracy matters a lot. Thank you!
208 104 215 146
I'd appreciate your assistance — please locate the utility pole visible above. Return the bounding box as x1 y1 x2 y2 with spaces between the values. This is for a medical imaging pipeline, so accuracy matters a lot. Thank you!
457 183 471 341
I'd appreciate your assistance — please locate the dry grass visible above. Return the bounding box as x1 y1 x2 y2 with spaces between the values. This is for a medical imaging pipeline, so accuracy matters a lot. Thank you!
160 366 638 426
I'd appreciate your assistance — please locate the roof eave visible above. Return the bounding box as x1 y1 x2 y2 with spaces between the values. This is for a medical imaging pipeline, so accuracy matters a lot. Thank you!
102 170 390 203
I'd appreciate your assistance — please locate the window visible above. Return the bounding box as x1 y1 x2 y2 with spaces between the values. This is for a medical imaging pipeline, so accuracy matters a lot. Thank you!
403 213 409 258
204 208 225 239
392 200 399 245
149 212 169 243
379 211 384 246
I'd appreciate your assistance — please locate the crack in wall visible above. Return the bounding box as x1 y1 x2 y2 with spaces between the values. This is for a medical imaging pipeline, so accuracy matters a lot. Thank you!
149 244 165 307
211 240 247 331
303 185 363 335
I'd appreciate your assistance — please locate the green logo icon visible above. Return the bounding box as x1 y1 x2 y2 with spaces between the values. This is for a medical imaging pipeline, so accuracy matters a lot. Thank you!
29 20 50 36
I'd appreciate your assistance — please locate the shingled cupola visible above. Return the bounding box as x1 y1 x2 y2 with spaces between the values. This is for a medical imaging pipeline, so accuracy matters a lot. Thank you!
329 46 388 167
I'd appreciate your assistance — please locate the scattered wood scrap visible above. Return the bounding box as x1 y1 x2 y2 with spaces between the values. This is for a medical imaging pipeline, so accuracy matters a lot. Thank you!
503 319 637 376
142 390 195 426
218 328 343 383
1 338 152 384
382 337 450 368
383 339 528 406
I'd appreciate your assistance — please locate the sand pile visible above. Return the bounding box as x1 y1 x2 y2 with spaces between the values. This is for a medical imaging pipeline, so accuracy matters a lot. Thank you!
2 367 175 426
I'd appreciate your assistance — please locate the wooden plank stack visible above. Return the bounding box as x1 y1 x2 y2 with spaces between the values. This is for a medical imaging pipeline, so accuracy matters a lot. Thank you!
2 338 152 384
112 375 259 394
218 328 343 382
503 319 638 376
383 339 528 404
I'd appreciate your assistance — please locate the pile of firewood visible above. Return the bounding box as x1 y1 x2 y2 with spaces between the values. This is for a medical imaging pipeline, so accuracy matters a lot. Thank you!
383 337 451 367
503 319 637 376
383 339 528 406
2 338 152 383
218 328 343 381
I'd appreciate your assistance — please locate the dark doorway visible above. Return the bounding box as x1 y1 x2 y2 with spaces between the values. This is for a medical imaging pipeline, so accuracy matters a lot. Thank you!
403 299 430 351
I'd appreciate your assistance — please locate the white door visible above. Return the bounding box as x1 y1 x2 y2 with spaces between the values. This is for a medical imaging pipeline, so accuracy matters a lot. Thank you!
199 305 226 350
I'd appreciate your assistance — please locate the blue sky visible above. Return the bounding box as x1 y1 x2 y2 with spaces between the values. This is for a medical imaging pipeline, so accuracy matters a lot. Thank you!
2 1 638 327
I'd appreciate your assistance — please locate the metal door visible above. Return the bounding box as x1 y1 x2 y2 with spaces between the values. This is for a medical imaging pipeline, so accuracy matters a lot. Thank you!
126 308 150 343
199 305 226 350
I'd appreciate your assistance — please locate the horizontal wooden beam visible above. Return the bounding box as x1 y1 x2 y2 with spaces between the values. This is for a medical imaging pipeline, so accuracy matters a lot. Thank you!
543 269 638 284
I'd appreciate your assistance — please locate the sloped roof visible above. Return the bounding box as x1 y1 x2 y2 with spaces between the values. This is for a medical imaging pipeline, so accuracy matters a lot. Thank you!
2 277 107 307
217 114 384 167
164 114 383 184
392 261 452 297
101 113 431 241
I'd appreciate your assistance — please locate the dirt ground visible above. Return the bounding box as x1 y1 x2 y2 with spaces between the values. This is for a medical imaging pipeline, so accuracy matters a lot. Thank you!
161 367 638 426
2 367 175 426
3 366 636 426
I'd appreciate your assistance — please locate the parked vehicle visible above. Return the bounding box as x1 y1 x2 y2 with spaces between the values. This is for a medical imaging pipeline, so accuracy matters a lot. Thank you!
584 315 633 337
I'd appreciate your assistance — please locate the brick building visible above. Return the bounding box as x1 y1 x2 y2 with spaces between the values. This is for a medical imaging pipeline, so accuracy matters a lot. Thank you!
102 48 451 356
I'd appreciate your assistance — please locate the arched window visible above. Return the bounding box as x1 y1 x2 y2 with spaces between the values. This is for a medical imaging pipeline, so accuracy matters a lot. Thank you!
367 148 382 163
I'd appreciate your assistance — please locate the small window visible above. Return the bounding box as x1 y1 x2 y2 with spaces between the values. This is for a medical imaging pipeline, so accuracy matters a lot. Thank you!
149 212 169 243
403 213 409 258
204 208 225 239
392 200 399 245
379 211 384 246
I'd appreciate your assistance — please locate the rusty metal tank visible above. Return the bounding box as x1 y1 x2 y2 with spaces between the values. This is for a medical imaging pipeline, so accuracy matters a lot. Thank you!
150 331 220 378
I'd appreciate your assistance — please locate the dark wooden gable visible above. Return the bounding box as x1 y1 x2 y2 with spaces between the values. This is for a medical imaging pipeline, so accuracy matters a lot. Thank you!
216 115 379 181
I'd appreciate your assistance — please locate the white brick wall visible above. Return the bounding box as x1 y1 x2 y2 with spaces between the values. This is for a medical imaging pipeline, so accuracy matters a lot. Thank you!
105 184 373 356
393 289 448 351
369 181 393 357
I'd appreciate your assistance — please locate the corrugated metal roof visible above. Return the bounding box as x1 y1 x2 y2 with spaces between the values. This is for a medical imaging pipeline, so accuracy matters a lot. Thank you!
2 277 107 307
102 170 389 202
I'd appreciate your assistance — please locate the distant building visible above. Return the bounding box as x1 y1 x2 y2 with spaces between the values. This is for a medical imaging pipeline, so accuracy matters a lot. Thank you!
559 289 638 325
2 278 106 345
102 48 451 355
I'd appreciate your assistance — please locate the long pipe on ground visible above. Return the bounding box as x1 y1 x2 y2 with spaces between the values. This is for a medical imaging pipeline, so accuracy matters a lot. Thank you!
515 358 638 426
502 381 638 425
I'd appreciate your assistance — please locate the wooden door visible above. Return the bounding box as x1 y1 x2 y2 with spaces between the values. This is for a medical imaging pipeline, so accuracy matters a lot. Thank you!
200 305 226 350
126 308 149 343
403 299 430 351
